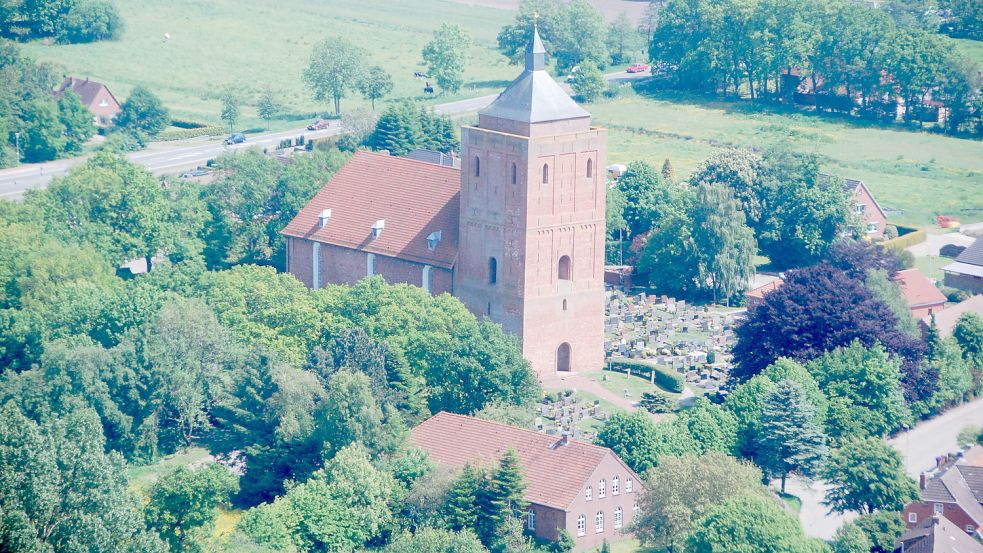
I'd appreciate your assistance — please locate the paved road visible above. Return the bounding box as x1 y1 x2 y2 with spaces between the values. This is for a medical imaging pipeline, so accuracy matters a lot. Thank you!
0 69 651 199
888 397 983 478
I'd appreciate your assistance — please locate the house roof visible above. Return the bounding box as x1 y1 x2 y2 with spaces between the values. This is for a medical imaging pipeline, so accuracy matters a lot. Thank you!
922 466 983 528
410 412 639 511
942 262 983 279
843 177 888 220
896 514 983 553
894 269 947 308
54 77 118 108
923 295 983 337
479 26 589 124
746 278 783 300
281 151 460 269
955 238 983 268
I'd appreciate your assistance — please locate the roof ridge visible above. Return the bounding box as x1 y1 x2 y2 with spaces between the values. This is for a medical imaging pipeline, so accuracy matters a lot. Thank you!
431 411 612 453
355 149 461 172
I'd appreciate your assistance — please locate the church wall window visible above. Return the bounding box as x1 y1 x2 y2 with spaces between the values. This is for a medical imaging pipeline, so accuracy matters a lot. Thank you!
489 257 497 284
542 163 549 184
474 156 480 177
558 255 571 280
587 158 593 178
511 162 517 184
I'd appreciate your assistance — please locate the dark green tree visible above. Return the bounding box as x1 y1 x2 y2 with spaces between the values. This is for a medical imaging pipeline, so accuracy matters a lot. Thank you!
58 0 124 43
476 450 526 548
571 60 605 102
687 494 828 553
954 313 983 390
756 380 827 493
20 99 65 162
368 102 422 156
114 86 169 137
824 436 919 515
57 90 95 152
618 160 692 235
445 464 483 532
146 463 240 553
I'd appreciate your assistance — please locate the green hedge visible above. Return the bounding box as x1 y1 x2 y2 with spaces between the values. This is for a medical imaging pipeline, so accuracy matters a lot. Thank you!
608 359 685 393
882 225 925 251
170 119 210 129
157 126 225 141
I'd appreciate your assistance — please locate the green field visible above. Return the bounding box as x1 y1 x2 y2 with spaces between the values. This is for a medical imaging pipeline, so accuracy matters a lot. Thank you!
22 0 517 129
592 91 983 227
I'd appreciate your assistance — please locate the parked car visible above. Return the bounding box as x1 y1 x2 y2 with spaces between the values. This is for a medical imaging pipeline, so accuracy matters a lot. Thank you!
626 63 650 73
307 119 331 131
180 168 210 179
224 133 246 145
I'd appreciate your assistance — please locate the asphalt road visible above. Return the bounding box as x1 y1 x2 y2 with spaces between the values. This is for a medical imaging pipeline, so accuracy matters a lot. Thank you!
0 69 650 199
888 396 983 478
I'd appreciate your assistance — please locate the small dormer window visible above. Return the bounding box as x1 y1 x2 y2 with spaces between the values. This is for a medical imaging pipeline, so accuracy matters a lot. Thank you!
371 219 385 239
427 230 442 251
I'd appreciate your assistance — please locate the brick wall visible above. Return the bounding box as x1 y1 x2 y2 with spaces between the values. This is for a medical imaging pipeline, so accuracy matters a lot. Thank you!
904 501 978 534
945 272 983 294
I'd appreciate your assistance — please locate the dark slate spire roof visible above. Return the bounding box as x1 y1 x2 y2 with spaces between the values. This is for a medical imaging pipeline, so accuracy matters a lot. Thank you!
479 24 590 124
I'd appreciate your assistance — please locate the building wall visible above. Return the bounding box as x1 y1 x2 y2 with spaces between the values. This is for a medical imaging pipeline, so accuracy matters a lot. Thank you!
87 87 121 126
911 302 946 319
565 453 643 551
286 237 453 294
945 272 983 294
528 504 566 542
903 501 978 534
852 184 887 239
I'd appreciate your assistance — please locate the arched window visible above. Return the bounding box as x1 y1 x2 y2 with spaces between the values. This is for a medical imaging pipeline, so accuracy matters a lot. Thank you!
599 479 606 498
577 515 586 536
511 162 517 184
612 476 620 496
562 299 568 311
595 511 604 533
626 477 634 493
614 507 623 529
488 257 497 284
542 163 549 184
474 156 480 177
557 343 571 372
527 509 536 531
558 255 571 280
632 503 640 515
587 158 593 178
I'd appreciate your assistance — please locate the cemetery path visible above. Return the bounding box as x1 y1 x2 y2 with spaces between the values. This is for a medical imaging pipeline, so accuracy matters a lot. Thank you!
541 372 672 423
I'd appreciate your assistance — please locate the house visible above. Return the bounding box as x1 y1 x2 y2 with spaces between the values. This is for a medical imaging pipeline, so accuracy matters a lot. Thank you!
922 295 983 337
411 412 642 551
284 26 607 376
944 238 983 295
903 463 983 537
894 514 983 553
893 268 948 318
845 178 889 239
53 77 121 126
746 277 784 308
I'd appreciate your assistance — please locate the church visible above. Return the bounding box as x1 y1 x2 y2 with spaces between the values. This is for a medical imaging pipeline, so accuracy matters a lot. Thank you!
282 28 607 376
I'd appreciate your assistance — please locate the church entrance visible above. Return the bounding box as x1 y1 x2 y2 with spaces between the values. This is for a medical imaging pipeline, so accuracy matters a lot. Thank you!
556 343 571 372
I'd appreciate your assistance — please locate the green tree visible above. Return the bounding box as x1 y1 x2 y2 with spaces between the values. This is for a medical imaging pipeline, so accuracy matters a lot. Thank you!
315 369 395 458
146 463 240 552
595 411 697 473
606 12 644 65
617 160 692 235
824 436 919 515
323 443 402 545
571 60 605 102
359 65 394 110
550 0 609 72
756 380 827 492
445 464 483 532
368 102 422 156
57 90 95 152
476 450 526 548
661 158 675 181
674 398 738 455
114 85 169 137
384 527 488 553
853 511 907 553
687 494 828 553
422 23 472 94
255 86 281 126
237 477 355 552
304 37 366 115
954 312 983 390
633 452 768 552
864 269 920 337
58 0 124 43
691 183 756 303
220 86 241 133
20 99 65 162
832 522 874 553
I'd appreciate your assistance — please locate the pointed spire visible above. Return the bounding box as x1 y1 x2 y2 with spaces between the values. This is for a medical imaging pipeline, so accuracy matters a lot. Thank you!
525 21 546 72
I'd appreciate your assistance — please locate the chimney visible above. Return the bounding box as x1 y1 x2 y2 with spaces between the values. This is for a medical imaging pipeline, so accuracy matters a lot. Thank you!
371 219 385 240
920 472 928 490
560 430 569 446
318 209 332 228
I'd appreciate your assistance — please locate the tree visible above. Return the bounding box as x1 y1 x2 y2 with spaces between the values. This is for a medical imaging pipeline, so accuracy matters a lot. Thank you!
237 477 355 552
368 102 423 156
832 520 874 553
617 160 692 235
606 12 644 65
633 452 768 552
852 511 907 553
596 411 698 473
422 23 472 94
445 464 482 532
691 183 756 303
674 398 738 455
550 0 609 72
571 60 605 102
58 0 124 43
0 404 165 553
384 527 488 553
304 37 365 115
359 65 394 110
220 86 241 133
476 450 526 548
954 313 983 390
864 269 920 337
756 380 827 493
315 369 395 458
20 99 65 162
58 90 95 152
687 494 828 553
824 437 918 515
255 86 282 126
661 158 675 181
146 463 240 552
323 443 401 546
115 86 170 137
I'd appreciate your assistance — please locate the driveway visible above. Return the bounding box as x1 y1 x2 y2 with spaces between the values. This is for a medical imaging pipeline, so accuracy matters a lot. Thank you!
906 230 976 257
782 478 857 540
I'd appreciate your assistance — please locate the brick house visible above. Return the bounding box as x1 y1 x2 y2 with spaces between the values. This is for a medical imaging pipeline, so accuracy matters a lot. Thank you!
283 27 606 376
845 178 888 239
410 412 643 551
893 268 947 318
944 238 983 294
903 464 983 537
53 77 121 126
895 514 983 553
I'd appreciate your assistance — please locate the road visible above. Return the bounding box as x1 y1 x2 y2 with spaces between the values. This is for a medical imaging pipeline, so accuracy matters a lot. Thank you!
0 69 650 199
888 396 983 478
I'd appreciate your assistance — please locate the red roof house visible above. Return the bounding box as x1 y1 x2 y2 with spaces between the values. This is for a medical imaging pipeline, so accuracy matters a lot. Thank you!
746 278 784 308
904 460 983 539
53 77 121 126
893 268 948 318
845 178 889 239
922 295 983 337
410 412 643 550
895 514 983 553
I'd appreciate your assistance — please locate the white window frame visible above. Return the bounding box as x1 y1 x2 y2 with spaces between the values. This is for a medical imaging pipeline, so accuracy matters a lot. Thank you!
367 253 375 276
577 514 586 536
599 479 606 498
312 242 321 289
527 509 535 531
614 507 623 529
866 222 879 233
422 265 432 293
934 503 944 514
909 512 918 523
632 503 639 515
968 525 976 533
595 511 604 533
626 477 633 493
612 476 620 496
585 486 592 501
99 98 109 107
856 203 867 214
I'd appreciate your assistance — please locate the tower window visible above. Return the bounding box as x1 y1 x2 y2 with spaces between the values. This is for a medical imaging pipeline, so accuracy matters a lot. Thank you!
562 299 568 311
542 163 549 184
474 156 480 177
558 255 571 280
511 162 517 184
488 257 497 284
587 158 593 178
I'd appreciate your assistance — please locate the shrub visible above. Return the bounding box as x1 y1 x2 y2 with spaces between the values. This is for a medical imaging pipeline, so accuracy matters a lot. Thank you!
939 286 972 303
640 391 676 413
883 225 899 240
940 244 967 258
608 359 685 393
898 250 915 269
156 126 224 141
58 1 124 43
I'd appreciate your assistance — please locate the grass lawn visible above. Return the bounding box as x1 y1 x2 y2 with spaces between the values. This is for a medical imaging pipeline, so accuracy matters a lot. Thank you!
21 0 517 129
592 90 983 227
588 368 682 400
779 492 803 514
571 390 630 434
914 253 948 282
954 38 983 68
127 445 213 493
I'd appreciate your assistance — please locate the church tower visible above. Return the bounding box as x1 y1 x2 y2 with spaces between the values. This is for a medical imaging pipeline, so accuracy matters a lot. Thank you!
454 27 607 375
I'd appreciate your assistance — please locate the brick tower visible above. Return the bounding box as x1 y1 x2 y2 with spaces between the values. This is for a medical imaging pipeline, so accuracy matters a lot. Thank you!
454 27 607 375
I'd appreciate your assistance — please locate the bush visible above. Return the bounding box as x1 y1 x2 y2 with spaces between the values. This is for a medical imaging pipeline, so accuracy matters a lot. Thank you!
940 244 967 258
157 126 224 141
898 250 915 269
58 1 124 43
939 286 972 303
883 225 899 240
882 226 926 251
99 130 146 153
640 391 676 413
608 359 685 393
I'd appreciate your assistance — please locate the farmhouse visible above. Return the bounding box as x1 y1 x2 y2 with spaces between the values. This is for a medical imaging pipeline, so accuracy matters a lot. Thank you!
922 295 983 337
845 178 888 239
283 27 606 376
944 238 983 294
410 412 642 551
53 77 121 126
903 462 983 538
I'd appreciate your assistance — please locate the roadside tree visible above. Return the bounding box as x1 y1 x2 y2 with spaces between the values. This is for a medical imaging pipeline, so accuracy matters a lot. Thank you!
359 65 394 110
304 37 366 115
824 437 919 514
422 24 472 94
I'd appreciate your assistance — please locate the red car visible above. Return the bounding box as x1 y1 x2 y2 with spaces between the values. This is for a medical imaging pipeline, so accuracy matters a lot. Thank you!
306 119 331 131
626 63 650 73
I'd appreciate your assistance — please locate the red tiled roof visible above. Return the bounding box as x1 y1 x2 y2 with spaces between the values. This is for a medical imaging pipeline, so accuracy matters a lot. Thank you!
410 412 636 510
746 278 783 300
54 77 118 109
282 151 460 269
894 269 947 308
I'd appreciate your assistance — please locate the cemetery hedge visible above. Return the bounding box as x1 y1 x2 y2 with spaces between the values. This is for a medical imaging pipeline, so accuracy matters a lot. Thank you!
608 359 686 393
